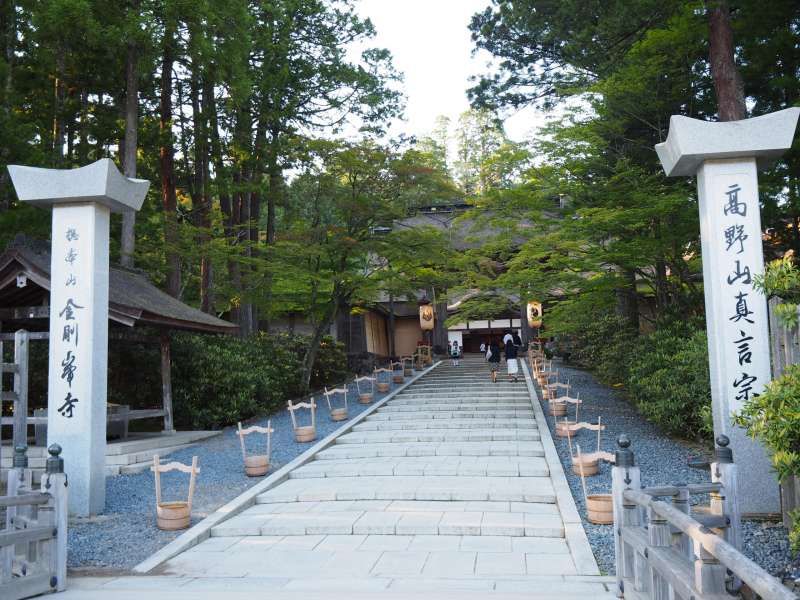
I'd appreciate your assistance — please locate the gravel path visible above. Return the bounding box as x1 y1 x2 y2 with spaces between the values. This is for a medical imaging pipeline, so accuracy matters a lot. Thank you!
68 367 431 570
534 359 793 578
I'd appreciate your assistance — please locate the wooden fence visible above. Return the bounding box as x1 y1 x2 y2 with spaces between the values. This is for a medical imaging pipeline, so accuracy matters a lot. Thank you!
612 435 793 600
767 297 800 526
0 444 67 599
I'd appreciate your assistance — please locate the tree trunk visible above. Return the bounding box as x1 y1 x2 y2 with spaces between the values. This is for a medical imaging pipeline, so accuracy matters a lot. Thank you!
121 10 140 268
0 1 16 211
190 57 213 314
708 0 746 121
615 268 639 332
300 303 339 391
159 17 181 297
52 48 66 165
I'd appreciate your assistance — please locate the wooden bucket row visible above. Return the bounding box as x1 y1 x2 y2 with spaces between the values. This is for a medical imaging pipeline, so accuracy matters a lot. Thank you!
531 356 614 525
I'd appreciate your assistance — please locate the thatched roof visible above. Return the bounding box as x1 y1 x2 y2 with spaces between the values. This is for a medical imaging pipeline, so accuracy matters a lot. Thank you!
0 238 236 334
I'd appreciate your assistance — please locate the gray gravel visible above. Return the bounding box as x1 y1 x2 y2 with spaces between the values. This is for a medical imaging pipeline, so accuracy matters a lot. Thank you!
68 366 431 570
535 359 794 579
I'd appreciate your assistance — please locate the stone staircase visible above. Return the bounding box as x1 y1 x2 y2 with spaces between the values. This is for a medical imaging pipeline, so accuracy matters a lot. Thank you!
157 357 611 595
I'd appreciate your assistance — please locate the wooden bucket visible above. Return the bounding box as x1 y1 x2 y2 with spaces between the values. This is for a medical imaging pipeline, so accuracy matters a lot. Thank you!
377 382 390 393
572 457 598 477
295 425 317 443
244 455 270 477
156 501 190 531
550 402 567 417
359 393 373 404
392 374 404 384
586 493 613 524
330 407 348 422
555 420 576 437
404 368 412 377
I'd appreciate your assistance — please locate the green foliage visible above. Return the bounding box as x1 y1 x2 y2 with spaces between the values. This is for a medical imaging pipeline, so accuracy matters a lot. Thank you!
754 256 800 327
789 509 800 554
627 322 712 440
733 363 800 481
171 332 346 430
567 313 637 386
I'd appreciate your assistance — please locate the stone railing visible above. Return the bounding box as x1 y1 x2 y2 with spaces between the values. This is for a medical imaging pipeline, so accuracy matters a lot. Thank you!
611 435 793 599
1 445 68 599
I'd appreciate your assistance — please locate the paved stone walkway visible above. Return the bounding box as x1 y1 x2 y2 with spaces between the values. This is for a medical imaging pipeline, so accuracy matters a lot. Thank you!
64 357 615 598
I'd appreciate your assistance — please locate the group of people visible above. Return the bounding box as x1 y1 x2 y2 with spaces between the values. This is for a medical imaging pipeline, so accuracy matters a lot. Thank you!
481 331 522 383
445 330 523 383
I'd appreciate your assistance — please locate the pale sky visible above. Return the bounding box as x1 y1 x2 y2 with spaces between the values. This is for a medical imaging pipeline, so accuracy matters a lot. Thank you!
354 0 543 143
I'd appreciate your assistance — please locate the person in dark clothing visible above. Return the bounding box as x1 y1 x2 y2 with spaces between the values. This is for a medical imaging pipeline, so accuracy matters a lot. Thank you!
512 331 522 350
488 339 501 383
505 338 519 382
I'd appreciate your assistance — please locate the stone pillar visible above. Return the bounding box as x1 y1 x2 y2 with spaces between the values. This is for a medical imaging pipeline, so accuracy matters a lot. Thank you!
655 107 800 514
8 159 149 516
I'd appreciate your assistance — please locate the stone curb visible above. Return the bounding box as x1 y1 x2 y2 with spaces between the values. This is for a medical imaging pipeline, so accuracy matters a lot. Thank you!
132 361 442 574
520 359 600 576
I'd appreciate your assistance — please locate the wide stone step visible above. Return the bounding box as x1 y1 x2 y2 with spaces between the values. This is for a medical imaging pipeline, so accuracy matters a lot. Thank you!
336 429 541 443
369 410 534 421
255 475 557 504
396 392 531 399
352 418 537 432
378 403 531 413
292 456 549 478
407 384 528 390
315 441 545 460
212 506 563 538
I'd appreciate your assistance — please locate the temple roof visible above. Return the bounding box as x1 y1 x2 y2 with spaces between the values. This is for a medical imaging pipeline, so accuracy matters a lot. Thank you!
0 238 236 334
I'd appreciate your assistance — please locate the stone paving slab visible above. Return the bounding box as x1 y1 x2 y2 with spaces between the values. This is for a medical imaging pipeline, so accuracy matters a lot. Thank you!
352 418 538 431
315 441 545 459
336 429 541 443
290 456 550 478
150 359 599 594
255 475 557 503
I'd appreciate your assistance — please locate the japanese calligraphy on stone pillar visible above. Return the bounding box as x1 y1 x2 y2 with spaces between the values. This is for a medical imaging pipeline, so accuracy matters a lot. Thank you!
717 179 767 411
55 226 83 418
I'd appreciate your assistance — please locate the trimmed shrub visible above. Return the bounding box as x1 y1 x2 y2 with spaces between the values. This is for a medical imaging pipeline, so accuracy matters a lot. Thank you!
171 332 347 430
626 322 712 440
734 363 800 552
568 313 637 386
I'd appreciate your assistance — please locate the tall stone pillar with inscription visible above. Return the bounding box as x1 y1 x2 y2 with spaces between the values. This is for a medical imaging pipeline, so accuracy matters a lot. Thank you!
7 159 149 516
656 107 800 514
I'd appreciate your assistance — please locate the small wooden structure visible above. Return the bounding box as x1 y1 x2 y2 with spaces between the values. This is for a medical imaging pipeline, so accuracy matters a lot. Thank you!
354 375 375 404
565 417 613 476
390 361 404 384
577 444 612 524
611 434 793 600
288 398 317 442
374 367 392 393
324 386 349 422
237 420 273 477
151 454 199 531
554 397 583 438
0 239 237 443
401 355 414 377
0 444 67 599
415 344 432 367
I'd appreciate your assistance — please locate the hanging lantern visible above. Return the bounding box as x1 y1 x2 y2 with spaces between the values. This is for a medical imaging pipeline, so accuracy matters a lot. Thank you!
527 301 543 328
419 300 435 331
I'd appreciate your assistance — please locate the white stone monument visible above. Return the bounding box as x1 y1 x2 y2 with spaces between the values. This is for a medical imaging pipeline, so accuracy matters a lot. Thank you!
7 159 149 516
656 107 800 514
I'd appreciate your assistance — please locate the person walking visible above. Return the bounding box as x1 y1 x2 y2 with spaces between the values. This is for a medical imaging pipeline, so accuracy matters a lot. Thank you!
450 340 460 366
512 330 522 352
488 339 501 383
505 336 519 383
